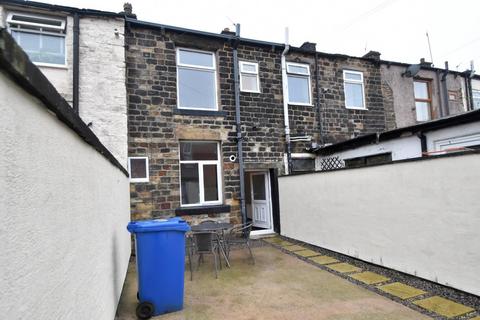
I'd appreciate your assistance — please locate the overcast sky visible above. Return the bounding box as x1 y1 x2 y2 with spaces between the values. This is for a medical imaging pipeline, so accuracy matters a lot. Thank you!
44 0 480 71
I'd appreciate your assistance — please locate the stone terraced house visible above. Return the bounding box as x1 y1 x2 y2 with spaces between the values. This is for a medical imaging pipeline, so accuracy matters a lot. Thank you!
124 18 395 234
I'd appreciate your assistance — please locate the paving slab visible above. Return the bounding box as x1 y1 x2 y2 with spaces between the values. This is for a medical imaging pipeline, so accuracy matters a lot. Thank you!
294 249 321 258
263 237 283 244
378 282 426 300
413 296 475 318
350 271 390 284
309 255 339 265
278 240 295 247
469 316 480 320
117 246 429 320
282 245 305 252
326 262 362 273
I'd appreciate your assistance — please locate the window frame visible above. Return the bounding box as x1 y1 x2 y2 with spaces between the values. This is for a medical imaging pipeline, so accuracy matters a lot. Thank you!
239 61 260 93
179 141 222 207
413 79 433 121
6 12 67 68
128 157 149 183
286 62 312 106
343 70 367 110
176 47 218 111
472 89 480 110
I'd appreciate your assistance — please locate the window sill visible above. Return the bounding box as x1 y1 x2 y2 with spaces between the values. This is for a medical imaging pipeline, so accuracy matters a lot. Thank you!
345 106 368 111
175 204 231 216
288 102 314 107
34 62 68 70
174 108 228 117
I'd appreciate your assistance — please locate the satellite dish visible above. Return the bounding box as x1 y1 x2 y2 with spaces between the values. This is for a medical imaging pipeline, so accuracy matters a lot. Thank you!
402 64 421 77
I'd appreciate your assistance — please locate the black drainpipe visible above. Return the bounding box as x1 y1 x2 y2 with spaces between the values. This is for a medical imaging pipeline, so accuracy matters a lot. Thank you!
435 70 444 118
467 73 474 110
418 132 427 156
314 53 324 145
232 24 247 226
441 61 450 116
73 13 80 114
464 74 471 110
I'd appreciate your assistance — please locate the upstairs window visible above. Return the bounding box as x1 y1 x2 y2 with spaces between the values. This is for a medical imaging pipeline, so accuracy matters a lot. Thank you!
239 61 260 92
177 48 217 110
7 12 66 66
472 89 480 110
180 141 222 206
414 80 432 121
343 70 366 109
287 62 311 105
128 157 149 183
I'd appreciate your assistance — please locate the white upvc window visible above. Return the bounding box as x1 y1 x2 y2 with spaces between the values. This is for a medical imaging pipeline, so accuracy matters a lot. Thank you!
239 61 260 93
179 141 222 206
286 62 312 105
176 48 218 111
343 70 366 110
472 89 480 110
7 12 66 67
128 157 149 183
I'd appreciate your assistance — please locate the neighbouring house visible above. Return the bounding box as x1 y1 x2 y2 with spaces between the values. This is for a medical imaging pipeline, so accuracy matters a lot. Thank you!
124 17 395 234
379 56 480 128
0 0 130 164
0 28 131 320
314 109 480 170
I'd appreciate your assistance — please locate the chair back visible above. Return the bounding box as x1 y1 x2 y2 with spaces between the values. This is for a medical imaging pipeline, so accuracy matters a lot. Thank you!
193 232 216 253
229 223 253 239
199 220 215 224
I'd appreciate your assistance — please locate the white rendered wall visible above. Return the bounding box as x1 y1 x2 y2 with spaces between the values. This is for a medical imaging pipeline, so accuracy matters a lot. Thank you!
316 135 422 169
0 72 131 320
280 153 480 296
78 16 127 166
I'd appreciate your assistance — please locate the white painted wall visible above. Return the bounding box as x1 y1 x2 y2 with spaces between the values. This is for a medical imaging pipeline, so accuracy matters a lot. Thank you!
280 153 480 296
0 6 127 165
426 122 480 151
0 72 131 320
316 135 421 169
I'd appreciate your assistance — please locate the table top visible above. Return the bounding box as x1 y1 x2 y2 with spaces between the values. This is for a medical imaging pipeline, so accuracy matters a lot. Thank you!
191 222 233 232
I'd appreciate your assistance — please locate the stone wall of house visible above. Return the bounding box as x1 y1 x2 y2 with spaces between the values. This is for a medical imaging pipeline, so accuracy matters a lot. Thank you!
126 26 392 222
318 56 388 143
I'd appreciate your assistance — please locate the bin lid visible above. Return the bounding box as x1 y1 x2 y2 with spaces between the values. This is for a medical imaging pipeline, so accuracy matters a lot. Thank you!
127 217 191 233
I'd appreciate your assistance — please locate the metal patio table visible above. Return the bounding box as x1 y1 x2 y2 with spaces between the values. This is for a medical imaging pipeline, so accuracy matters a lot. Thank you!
191 222 233 267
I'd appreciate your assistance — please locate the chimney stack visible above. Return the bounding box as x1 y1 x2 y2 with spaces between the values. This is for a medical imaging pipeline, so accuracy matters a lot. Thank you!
120 3 137 18
362 50 381 61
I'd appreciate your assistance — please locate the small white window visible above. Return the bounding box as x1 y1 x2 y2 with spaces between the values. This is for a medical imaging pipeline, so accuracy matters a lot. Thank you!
179 141 222 206
286 62 311 105
239 61 260 93
128 157 149 183
7 12 66 66
473 89 480 110
343 70 366 109
176 48 218 111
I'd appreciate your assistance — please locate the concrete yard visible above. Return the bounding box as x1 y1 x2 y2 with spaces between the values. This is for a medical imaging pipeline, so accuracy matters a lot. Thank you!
116 245 429 320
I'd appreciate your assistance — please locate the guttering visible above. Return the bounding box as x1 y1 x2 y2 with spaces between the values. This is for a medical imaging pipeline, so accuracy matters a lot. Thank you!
441 61 450 116
232 24 247 225
72 12 79 114
281 28 292 174
314 52 324 145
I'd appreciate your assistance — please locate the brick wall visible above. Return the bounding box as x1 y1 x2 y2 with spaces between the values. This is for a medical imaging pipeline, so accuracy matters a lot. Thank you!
126 25 391 222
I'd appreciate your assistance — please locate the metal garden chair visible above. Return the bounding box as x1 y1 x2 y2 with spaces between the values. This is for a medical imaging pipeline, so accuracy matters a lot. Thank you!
192 231 220 278
225 223 255 265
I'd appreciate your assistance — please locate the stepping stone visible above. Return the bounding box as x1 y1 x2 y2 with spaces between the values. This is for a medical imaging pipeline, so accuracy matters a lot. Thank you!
295 249 320 258
378 282 426 299
278 241 295 247
325 262 361 273
469 317 480 320
263 237 283 244
349 271 389 284
283 245 305 252
413 296 474 318
309 255 339 265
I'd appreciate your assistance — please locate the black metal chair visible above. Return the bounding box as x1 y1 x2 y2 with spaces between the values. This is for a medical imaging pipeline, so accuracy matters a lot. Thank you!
192 231 220 278
225 223 255 264
185 233 195 281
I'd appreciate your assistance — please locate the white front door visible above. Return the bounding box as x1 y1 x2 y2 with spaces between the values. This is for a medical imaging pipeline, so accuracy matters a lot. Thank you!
250 172 271 229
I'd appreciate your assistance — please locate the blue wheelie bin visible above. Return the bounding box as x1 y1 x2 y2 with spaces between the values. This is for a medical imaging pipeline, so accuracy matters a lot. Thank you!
127 218 190 319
